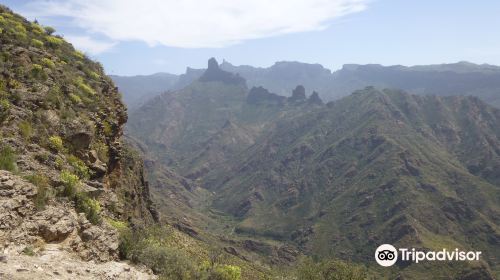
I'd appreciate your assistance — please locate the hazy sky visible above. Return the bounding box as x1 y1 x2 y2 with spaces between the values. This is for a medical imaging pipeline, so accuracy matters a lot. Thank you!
3 0 500 75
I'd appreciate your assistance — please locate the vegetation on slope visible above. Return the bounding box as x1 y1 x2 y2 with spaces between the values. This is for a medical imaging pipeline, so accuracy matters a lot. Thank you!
128 65 500 279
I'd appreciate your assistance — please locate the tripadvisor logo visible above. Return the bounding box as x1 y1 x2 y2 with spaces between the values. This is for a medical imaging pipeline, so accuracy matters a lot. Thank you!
374 244 482 267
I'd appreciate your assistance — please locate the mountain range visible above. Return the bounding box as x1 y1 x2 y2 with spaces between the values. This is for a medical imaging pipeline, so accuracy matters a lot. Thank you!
113 60 500 109
127 58 500 279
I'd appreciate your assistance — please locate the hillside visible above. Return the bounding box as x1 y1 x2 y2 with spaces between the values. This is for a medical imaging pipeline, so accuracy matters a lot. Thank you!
207 88 500 278
128 59 500 279
0 3 159 274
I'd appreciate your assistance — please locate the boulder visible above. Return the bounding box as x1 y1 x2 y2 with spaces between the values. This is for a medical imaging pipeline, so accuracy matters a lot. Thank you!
68 132 92 152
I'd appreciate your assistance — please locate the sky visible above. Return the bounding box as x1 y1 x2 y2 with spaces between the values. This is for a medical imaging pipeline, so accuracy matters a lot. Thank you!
2 0 500 76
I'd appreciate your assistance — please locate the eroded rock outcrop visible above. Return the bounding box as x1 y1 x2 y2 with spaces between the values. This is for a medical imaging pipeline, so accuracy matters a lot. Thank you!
288 85 307 103
0 171 119 262
199 57 246 85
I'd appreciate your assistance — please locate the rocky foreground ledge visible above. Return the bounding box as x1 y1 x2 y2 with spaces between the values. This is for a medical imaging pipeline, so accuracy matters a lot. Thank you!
0 243 155 280
0 170 155 279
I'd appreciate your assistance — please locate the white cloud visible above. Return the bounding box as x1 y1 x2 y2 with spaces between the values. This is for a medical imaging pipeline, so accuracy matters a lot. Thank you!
64 35 116 55
24 0 369 48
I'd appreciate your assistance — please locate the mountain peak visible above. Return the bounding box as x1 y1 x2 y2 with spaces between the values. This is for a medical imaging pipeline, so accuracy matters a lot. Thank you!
207 57 219 71
199 58 246 85
288 85 307 103
308 91 324 105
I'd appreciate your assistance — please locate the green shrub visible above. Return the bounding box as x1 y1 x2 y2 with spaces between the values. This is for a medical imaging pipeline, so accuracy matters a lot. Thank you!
74 50 85 60
75 77 96 96
48 135 64 152
75 192 101 224
202 264 242 280
7 78 21 89
0 98 9 121
87 71 100 80
22 246 35 256
31 23 44 34
31 38 44 48
67 154 90 179
41 57 55 69
25 173 53 211
45 35 63 47
10 22 27 39
0 15 6 24
60 170 79 197
295 257 367 280
107 218 128 231
119 226 199 279
0 146 16 171
18 120 33 140
69 93 82 104
13 22 26 33
31 64 47 80
32 63 43 72
94 141 109 163
59 169 101 224
102 121 113 137
46 86 62 108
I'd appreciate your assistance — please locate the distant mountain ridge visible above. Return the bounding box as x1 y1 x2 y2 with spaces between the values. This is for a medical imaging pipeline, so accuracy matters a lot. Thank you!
113 60 500 109
110 72 178 109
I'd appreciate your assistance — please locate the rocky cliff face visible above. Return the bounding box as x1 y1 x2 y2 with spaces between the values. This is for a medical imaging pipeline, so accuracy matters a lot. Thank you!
0 4 156 269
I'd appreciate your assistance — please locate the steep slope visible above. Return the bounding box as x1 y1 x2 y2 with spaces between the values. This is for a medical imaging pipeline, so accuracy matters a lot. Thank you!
207 88 500 278
0 5 158 277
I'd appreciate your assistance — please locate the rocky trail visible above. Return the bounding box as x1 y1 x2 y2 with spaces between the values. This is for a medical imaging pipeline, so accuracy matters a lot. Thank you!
0 244 155 280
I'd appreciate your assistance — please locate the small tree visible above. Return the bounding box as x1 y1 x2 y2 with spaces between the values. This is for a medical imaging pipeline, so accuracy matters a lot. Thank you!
44 26 55 35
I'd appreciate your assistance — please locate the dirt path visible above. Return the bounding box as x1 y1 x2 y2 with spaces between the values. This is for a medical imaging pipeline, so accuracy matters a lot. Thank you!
0 244 155 280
